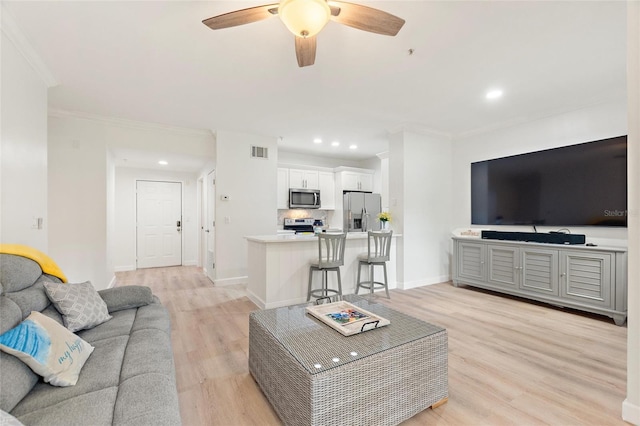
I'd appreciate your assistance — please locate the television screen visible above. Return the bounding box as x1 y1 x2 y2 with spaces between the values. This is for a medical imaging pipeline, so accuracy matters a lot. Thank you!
471 136 627 227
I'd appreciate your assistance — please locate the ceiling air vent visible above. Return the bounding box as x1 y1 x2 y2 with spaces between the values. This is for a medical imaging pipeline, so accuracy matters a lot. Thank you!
250 145 269 159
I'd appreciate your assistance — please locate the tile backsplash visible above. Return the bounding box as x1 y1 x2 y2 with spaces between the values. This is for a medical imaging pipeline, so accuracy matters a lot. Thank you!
277 209 334 228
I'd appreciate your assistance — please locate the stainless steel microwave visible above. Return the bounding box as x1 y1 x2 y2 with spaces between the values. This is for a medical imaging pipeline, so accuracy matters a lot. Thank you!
289 188 321 209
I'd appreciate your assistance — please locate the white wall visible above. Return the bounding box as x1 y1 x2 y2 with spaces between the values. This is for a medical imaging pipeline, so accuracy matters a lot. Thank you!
0 31 49 250
48 115 110 288
106 150 115 287
48 113 214 289
389 131 453 288
451 100 628 245
113 167 199 271
278 151 364 168
624 1 640 423
215 130 278 284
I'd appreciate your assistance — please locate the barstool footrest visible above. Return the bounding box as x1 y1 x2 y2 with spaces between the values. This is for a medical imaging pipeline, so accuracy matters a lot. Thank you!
309 288 341 299
356 281 387 290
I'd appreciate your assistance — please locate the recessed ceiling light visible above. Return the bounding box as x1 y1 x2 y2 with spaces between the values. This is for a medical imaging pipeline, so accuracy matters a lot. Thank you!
486 89 503 100
349 144 357 150
331 141 340 147
158 160 168 165
313 138 322 144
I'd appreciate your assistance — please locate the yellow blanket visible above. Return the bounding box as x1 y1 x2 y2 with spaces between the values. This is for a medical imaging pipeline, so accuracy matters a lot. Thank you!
0 244 68 283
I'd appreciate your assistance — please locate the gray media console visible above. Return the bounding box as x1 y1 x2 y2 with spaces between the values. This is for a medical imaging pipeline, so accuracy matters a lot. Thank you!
452 237 627 326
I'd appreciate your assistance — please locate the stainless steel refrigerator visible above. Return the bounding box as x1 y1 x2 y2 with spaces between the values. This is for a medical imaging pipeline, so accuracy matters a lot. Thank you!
343 192 382 232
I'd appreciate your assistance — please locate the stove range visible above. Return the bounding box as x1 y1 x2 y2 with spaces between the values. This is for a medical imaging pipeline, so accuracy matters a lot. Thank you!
283 218 321 234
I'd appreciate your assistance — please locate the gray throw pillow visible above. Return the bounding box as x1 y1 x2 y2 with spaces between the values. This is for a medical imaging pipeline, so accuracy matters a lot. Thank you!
43 281 112 332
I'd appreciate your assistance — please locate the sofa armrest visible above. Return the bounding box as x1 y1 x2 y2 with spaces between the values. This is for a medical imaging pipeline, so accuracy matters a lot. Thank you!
98 286 155 313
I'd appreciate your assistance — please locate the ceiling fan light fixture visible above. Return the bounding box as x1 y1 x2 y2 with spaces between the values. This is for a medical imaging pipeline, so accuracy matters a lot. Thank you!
279 0 330 38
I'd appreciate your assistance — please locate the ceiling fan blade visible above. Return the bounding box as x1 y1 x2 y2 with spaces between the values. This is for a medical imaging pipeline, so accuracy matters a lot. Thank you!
202 4 279 30
295 36 317 67
328 1 405 36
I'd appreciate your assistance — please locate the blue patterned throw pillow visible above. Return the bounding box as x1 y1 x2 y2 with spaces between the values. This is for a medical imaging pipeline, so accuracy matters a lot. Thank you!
0 311 94 386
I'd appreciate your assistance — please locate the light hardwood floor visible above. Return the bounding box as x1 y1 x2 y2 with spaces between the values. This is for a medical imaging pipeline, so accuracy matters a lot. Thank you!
115 266 628 426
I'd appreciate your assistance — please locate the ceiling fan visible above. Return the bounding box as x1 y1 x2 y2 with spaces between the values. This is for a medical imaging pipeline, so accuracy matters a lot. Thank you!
202 0 405 67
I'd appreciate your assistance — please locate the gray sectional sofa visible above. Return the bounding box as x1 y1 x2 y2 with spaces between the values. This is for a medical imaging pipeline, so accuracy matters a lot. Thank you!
0 253 181 425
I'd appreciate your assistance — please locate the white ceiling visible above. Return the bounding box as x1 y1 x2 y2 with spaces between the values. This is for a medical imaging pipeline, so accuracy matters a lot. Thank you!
3 1 627 169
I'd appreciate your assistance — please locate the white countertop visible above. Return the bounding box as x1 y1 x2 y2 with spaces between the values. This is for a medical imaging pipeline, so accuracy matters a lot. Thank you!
246 231 400 243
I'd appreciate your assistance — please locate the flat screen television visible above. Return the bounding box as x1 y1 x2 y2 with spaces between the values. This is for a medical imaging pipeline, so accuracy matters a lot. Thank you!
471 135 627 227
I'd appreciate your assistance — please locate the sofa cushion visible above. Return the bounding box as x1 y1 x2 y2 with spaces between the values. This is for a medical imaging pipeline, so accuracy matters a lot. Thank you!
3 282 51 320
43 281 112 332
78 309 136 344
113 374 181 426
0 312 94 387
0 256 42 293
15 387 118 426
11 336 127 417
0 353 39 413
1 409 24 426
98 285 154 313
0 297 39 413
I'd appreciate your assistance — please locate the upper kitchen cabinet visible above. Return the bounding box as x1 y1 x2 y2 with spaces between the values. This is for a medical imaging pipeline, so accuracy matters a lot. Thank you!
277 168 289 209
289 169 319 190
339 170 374 192
318 171 335 210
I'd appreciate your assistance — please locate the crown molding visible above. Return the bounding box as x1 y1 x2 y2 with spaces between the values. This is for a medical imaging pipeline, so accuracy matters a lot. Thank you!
454 98 627 140
1 5 58 88
386 123 453 141
48 108 215 138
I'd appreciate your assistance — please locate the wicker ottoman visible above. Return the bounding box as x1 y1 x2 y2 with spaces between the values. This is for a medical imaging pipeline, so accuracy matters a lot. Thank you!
249 295 448 426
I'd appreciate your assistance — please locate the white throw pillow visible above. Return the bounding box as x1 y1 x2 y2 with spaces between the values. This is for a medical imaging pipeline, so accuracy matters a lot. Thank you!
43 281 112 332
0 311 94 386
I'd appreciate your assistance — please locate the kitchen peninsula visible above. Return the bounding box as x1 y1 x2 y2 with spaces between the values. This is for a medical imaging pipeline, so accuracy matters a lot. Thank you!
246 232 400 309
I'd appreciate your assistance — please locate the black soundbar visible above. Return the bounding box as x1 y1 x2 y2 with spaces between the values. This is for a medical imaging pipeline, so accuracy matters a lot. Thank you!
481 231 586 245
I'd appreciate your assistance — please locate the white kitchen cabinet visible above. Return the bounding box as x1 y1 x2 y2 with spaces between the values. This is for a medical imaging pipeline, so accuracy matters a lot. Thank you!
318 171 335 210
289 169 319 190
341 171 373 192
277 168 289 209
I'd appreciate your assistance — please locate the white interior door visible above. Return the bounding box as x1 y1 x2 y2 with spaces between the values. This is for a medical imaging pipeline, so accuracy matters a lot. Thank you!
136 180 182 269
206 171 215 282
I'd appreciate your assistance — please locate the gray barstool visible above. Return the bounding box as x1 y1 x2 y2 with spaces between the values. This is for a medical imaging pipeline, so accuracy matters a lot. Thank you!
356 230 393 298
307 233 347 301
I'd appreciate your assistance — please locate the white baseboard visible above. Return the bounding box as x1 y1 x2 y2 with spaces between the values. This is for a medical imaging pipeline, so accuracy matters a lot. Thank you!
246 289 266 309
213 276 248 287
623 399 640 425
398 275 451 290
114 265 136 272
246 289 305 310
182 260 197 266
107 275 116 289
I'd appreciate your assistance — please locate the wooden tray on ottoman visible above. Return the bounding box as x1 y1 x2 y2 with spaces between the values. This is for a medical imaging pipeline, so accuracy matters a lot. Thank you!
249 295 448 426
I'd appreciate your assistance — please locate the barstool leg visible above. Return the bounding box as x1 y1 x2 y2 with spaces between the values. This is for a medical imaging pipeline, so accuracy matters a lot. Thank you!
356 262 362 295
322 270 328 297
383 262 390 298
307 268 314 301
369 264 374 296
336 268 342 296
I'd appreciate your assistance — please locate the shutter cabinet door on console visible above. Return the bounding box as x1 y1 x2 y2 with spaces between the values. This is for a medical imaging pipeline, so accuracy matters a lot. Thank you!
560 251 614 309
520 248 559 296
487 245 519 289
457 242 486 283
